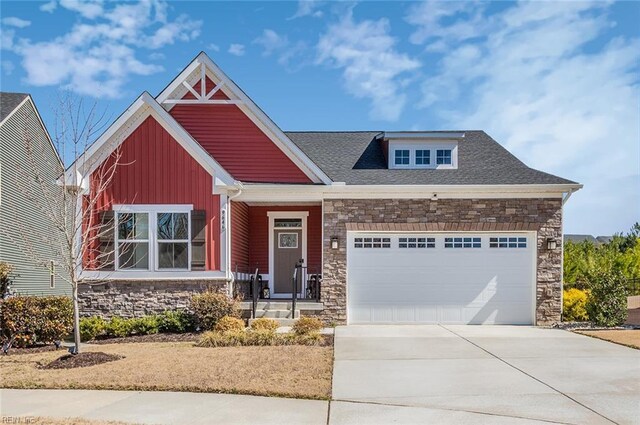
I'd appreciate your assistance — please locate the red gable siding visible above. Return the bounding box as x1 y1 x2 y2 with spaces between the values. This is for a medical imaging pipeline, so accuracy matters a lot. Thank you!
169 78 312 184
92 116 221 270
247 205 322 274
231 201 250 271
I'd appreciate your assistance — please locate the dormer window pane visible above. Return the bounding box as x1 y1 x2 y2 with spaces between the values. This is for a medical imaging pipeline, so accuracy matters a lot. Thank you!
416 150 430 165
436 149 452 165
394 150 410 165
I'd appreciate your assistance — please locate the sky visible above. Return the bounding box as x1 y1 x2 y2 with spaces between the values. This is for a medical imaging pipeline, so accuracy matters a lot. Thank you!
0 0 638 236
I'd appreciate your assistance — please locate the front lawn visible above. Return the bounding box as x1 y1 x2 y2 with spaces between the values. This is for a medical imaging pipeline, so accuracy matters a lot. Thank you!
576 329 640 349
0 342 333 399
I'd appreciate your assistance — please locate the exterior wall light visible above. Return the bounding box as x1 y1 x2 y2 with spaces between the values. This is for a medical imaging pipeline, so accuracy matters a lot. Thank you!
431 193 438 201
331 237 339 250
546 238 557 250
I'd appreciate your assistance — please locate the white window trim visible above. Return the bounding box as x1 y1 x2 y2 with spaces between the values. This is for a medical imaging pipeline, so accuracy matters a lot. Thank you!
267 211 308 298
388 141 458 170
113 204 193 273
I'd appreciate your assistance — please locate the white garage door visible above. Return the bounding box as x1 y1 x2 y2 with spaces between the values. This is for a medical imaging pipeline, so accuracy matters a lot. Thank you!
347 232 535 325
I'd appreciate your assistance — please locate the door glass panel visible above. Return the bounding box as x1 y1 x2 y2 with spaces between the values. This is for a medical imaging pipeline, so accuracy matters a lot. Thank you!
278 233 298 248
274 219 302 228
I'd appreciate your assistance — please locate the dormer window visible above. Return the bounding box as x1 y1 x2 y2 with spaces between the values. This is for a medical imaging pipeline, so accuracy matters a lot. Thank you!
416 150 431 165
394 149 410 166
436 149 452 165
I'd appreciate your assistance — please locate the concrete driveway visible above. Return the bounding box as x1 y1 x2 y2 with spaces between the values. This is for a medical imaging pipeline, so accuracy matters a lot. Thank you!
331 325 640 425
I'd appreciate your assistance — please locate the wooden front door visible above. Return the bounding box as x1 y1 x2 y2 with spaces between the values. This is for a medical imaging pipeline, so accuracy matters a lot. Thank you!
273 228 303 295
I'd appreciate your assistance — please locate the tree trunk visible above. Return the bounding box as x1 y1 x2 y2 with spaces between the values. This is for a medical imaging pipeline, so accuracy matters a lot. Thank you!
72 284 81 354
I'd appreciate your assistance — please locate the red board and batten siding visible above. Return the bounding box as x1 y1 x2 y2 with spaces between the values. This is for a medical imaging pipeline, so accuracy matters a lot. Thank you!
92 116 221 271
246 205 322 274
169 78 312 184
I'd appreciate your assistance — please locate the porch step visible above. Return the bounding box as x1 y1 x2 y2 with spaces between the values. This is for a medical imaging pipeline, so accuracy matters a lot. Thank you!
248 318 298 327
252 309 300 319
239 301 323 311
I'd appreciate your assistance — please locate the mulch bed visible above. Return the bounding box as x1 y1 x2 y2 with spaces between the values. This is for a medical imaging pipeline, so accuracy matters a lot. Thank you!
3 344 62 356
90 332 201 344
39 352 123 369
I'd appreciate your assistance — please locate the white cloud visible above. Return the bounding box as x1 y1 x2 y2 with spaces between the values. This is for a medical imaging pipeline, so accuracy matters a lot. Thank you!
40 0 57 13
253 29 307 68
410 1 640 234
228 43 245 56
2 17 31 28
207 43 220 52
2 0 202 99
289 1 324 19
316 10 420 121
2 60 14 75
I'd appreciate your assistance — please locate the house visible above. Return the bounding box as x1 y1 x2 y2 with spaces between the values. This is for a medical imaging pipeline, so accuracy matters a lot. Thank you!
564 234 613 246
72 52 582 325
0 92 70 296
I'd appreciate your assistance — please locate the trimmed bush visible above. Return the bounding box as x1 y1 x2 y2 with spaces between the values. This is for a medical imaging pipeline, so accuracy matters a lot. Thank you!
196 330 247 347
79 316 107 341
586 269 628 327
250 318 279 332
0 296 73 347
157 310 195 333
190 292 240 330
130 315 160 335
196 328 323 348
292 316 323 335
215 316 245 333
246 329 277 346
105 316 133 338
562 288 590 322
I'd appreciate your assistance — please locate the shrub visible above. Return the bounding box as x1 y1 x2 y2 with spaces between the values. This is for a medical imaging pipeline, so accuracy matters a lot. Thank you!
586 269 628 326
246 329 277 346
250 318 279 332
105 316 134 338
0 262 14 298
190 292 240 330
130 316 160 335
292 316 323 335
157 310 195 333
0 296 73 347
562 288 590 322
79 316 107 341
293 332 323 346
196 330 247 347
215 316 245 333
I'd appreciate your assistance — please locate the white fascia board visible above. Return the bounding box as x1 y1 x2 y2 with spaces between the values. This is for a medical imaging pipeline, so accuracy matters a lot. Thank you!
236 182 583 202
156 52 333 185
384 132 465 140
65 92 235 188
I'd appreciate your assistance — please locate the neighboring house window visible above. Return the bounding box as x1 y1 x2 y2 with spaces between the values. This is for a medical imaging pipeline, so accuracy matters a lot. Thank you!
354 237 391 248
394 150 410 165
444 237 481 248
489 237 527 248
399 237 435 248
415 150 430 165
117 213 150 269
157 212 189 269
436 149 452 165
115 208 191 271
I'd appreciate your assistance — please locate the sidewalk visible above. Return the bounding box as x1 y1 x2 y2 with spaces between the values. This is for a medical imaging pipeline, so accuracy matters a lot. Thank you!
0 389 329 425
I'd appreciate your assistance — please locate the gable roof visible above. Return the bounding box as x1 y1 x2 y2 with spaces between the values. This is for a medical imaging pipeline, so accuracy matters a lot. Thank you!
66 92 235 188
156 52 332 185
0 92 29 124
287 130 579 186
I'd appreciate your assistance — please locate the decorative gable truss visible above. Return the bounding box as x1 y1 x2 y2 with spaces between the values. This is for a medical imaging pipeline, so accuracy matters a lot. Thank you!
156 52 332 185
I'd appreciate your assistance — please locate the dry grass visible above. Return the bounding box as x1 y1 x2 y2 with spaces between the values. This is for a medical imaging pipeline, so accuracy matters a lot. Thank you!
0 342 333 399
1 418 140 425
576 330 640 349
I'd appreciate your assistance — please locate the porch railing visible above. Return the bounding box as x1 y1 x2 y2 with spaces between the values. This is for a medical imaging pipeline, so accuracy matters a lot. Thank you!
292 260 322 319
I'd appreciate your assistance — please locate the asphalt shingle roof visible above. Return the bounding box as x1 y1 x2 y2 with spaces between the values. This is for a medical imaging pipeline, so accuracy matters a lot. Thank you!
286 130 577 185
0 92 29 123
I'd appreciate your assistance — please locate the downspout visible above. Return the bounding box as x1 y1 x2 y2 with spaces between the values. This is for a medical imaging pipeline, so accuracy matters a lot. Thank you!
226 182 244 295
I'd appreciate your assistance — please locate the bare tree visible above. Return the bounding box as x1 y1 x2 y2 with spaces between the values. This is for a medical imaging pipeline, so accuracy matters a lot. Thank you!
4 92 123 353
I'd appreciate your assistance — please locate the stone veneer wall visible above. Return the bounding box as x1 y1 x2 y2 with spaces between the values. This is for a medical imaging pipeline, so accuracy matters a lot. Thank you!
78 280 228 318
321 198 563 325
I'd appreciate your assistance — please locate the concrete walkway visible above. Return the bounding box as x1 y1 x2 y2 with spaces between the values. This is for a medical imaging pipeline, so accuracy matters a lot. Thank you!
0 389 328 425
332 325 640 425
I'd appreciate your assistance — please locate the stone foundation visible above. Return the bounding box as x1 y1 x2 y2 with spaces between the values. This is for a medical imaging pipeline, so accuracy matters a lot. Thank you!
321 198 563 326
78 280 229 318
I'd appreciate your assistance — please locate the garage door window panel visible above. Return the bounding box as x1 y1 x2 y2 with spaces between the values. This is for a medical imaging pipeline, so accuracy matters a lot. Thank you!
490 237 527 248
445 237 481 248
399 237 435 248
354 237 391 248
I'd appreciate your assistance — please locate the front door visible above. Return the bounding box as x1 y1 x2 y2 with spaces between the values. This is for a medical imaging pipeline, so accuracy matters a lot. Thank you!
273 227 303 295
